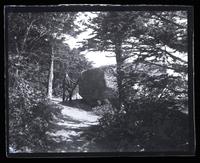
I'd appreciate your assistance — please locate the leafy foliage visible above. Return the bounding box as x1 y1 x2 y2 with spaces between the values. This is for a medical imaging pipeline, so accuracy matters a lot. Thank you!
7 12 91 152
8 77 60 152
92 102 189 152
83 11 189 152
7 10 190 152
54 47 92 100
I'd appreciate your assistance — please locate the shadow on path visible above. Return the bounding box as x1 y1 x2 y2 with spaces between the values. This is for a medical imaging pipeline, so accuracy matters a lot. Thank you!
46 97 101 152
60 99 92 111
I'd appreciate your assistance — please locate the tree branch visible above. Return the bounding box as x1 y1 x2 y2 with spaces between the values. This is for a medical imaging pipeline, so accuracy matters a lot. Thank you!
122 53 138 61
142 60 184 72
139 37 188 64
21 19 39 51
155 46 187 64
167 87 188 94
152 12 186 29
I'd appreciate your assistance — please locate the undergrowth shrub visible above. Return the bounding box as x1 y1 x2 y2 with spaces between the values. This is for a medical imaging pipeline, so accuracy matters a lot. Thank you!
9 78 61 152
86 100 189 152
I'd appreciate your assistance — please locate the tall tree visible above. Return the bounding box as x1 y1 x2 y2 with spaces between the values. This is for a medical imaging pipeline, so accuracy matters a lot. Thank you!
8 12 77 99
82 11 189 151
83 11 142 109
7 12 79 151
83 11 187 111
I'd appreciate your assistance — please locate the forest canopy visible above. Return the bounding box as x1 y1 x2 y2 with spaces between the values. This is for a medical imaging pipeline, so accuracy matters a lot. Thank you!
6 9 191 153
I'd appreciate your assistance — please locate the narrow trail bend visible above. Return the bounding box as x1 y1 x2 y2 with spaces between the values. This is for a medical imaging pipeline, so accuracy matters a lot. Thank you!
46 97 100 152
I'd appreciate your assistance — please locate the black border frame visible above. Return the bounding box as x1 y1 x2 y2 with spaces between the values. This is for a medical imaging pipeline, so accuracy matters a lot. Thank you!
4 5 195 158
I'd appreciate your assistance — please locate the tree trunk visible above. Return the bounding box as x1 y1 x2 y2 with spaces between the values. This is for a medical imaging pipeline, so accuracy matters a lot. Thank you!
62 74 66 102
115 41 124 110
47 46 54 99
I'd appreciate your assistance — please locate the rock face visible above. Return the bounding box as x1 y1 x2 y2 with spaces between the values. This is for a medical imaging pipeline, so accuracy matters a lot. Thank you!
78 67 117 106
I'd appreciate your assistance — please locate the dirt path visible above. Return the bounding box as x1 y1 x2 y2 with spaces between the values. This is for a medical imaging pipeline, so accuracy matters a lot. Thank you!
46 97 100 152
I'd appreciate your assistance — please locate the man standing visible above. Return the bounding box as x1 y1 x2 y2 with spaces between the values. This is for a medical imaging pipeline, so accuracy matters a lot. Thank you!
62 73 72 102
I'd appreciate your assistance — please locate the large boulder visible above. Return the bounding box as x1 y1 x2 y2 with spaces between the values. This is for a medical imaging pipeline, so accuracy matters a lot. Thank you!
78 67 117 106
78 63 166 106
